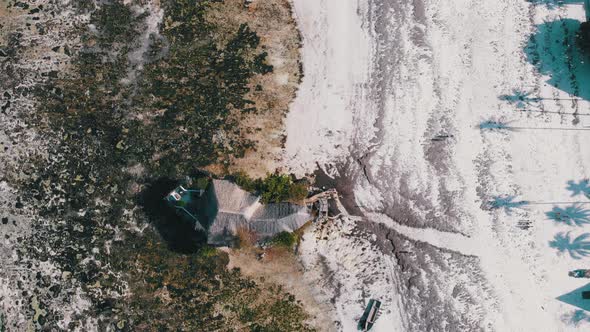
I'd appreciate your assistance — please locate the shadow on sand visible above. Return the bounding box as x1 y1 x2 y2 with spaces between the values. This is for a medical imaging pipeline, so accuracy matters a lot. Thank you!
557 283 590 312
567 179 590 197
487 196 529 214
550 232 590 259
562 309 590 325
138 177 207 254
479 120 512 130
546 204 590 226
525 18 590 101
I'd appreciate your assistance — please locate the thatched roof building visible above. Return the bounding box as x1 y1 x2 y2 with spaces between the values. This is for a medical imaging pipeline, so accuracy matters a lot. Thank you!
168 179 311 245
207 179 311 245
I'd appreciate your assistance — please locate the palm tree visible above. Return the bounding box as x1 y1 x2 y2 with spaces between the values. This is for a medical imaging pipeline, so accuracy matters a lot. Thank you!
546 205 590 226
549 232 590 259
566 179 590 198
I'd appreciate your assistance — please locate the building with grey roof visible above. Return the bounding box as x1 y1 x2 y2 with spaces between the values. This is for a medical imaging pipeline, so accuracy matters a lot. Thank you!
168 179 311 245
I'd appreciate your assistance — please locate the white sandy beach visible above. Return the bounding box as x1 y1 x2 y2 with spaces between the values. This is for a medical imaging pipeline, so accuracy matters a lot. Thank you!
285 0 372 177
288 0 590 331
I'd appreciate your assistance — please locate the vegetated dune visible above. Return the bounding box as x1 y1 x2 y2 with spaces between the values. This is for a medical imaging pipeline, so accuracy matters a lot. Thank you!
205 0 303 178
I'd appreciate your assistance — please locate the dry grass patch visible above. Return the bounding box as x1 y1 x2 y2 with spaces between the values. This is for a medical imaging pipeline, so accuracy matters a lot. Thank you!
205 0 302 178
225 244 336 331
236 226 259 248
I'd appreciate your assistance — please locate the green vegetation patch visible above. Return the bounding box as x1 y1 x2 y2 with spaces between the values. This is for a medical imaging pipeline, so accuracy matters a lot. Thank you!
110 233 314 331
19 0 308 330
231 172 308 203
90 2 142 46
140 1 273 171
271 231 298 248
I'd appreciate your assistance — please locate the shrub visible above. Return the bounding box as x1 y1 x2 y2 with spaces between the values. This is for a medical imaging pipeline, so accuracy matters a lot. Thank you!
233 171 261 192
90 2 137 45
288 181 308 202
260 174 292 203
198 246 218 258
194 177 210 190
271 231 297 248
258 174 308 203
230 173 308 203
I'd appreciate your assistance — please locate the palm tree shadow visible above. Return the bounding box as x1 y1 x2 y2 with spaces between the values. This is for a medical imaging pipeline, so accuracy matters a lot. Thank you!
479 120 518 131
546 204 590 226
488 196 529 215
562 309 590 325
499 89 543 108
549 232 590 259
525 18 590 101
567 179 590 197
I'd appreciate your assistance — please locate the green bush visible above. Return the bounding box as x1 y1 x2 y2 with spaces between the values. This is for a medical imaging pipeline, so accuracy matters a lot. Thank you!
271 231 297 248
233 171 262 192
261 174 308 203
230 173 308 203
198 246 217 258
288 181 309 202
194 177 210 190
90 2 138 45
260 174 292 203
